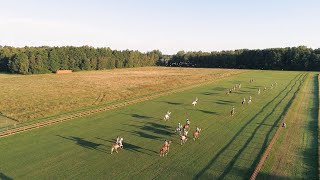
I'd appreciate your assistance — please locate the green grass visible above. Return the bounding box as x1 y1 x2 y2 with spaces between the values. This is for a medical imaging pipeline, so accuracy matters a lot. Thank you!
0 70 313 179
258 73 319 179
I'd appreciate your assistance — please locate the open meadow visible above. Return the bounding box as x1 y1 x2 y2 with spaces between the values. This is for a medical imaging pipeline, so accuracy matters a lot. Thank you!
0 69 317 179
0 67 242 123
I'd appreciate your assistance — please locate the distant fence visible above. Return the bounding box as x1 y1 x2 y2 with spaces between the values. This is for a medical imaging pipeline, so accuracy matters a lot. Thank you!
56 70 72 74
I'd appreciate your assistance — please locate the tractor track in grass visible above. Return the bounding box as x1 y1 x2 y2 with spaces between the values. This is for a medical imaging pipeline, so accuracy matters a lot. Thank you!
0 73 242 138
250 73 308 179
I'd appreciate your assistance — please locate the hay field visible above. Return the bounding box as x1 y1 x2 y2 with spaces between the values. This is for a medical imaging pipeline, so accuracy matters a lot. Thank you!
0 67 242 122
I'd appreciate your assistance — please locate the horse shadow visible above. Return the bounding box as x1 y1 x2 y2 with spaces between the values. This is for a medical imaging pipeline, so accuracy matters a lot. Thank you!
129 114 153 119
201 92 219 96
56 135 106 152
215 100 235 105
162 101 183 105
198 109 218 115
96 137 157 155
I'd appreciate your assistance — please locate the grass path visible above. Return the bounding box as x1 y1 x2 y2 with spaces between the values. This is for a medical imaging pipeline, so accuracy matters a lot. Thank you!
258 73 319 179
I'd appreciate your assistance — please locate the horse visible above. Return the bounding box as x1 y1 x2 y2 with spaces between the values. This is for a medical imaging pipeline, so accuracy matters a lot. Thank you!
163 111 171 121
159 141 172 157
192 100 197 106
111 143 121 154
193 128 202 140
175 127 182 134
180 135 188 145
230 107 235 116
183 124 190 130
248 99 252 104
242 97 246 105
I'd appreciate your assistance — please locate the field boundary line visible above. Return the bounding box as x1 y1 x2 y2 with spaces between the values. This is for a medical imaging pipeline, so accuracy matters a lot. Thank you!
250 73 308 180
0 72 242 138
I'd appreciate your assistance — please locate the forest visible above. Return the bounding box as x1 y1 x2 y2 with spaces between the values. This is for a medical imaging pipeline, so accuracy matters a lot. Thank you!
168 46 320 71
0 46 162 74
1 46 320 74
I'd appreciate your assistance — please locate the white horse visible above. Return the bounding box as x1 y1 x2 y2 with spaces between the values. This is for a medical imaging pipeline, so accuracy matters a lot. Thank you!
192 101 197 106
111 137 124 154
180 135 188 145
175 123 183 134
258 88 261 95
163 111 171 121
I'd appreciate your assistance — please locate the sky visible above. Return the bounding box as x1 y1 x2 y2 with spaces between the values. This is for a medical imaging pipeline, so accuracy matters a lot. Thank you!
0 0 319 54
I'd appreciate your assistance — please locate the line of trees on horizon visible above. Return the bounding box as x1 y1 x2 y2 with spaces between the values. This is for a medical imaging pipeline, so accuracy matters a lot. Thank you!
0 46 162 74
1 46 320 74
168 46 320 71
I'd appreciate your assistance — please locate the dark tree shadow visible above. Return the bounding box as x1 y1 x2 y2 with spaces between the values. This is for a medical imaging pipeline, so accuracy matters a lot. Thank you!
0 173 13 180
297 74 319 179
57 135 105 152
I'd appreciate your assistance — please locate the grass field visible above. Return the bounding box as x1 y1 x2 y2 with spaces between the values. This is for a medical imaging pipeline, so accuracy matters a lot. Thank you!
258 73 319 179
0 67 241 122
0 70 316 179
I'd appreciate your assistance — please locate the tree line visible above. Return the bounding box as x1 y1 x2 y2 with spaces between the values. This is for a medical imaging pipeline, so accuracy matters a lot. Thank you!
0 46 162 74
1 46 320 74
168 46 320 71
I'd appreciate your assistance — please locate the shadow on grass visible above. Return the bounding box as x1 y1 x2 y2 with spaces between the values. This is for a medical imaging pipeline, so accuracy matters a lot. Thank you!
193 73 304 179
96 137 157 155
0 173 13 180
298 74 319 179
201 92 219 96
122 121 174 138
198 109 218 115
163 101 183 105
255 123 278 128
56 135 106 152
215 99 235 106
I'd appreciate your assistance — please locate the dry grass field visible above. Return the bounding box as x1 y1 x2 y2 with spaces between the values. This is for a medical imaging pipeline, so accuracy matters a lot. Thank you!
0 67 242 122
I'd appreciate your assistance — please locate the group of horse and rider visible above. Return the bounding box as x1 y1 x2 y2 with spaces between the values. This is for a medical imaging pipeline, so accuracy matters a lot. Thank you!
111 97 202 156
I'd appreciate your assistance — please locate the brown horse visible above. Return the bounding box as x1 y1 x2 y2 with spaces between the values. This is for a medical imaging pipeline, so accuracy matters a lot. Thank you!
183 124 190 130
159 141 172 157
111 143 121 154
193 128 202 140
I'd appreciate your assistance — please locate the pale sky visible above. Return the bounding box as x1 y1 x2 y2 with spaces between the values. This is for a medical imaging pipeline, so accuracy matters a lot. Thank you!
0 0 319 54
